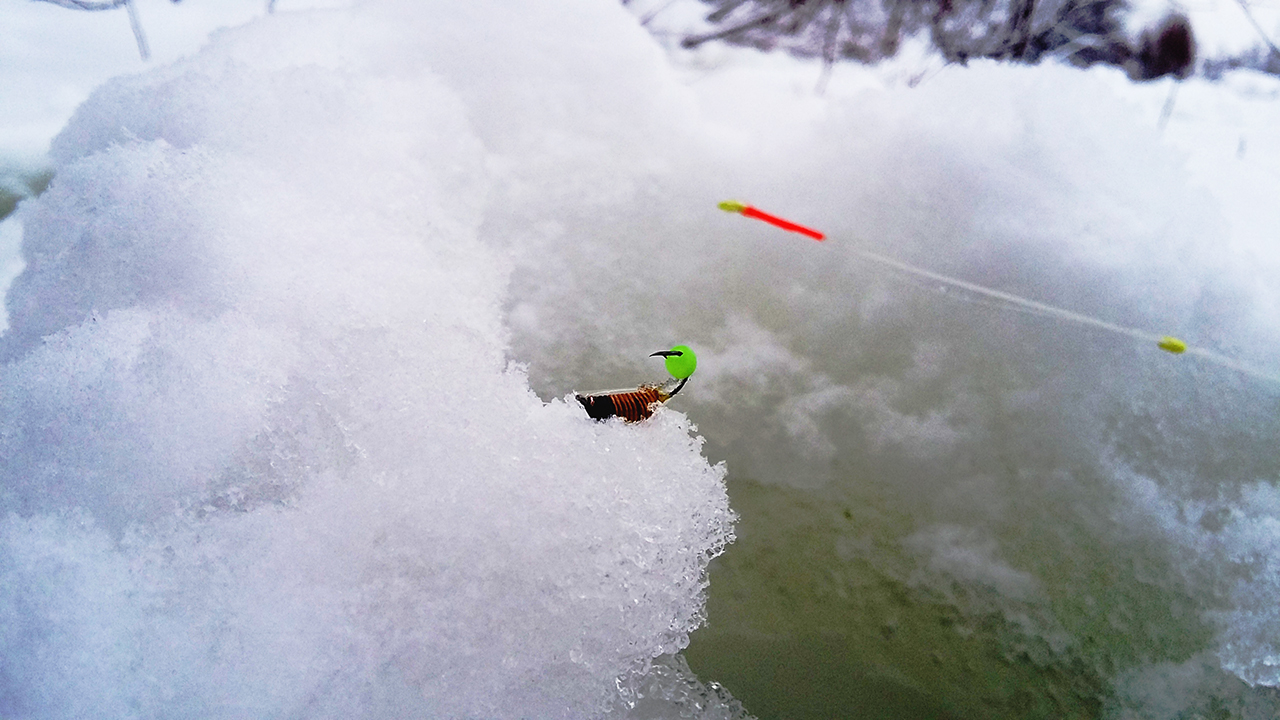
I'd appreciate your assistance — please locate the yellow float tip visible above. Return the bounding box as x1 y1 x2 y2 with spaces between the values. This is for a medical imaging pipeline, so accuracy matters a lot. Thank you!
718 200 748 213
1157 336 1187 354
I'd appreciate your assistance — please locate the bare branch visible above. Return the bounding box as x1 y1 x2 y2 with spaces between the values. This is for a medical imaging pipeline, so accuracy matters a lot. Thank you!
679 0 1201 82
32 0 127 10
1233 0 1280 60
125 0 150 61
31 0 154 61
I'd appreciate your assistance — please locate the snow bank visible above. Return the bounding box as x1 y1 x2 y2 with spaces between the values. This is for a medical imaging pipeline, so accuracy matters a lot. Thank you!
0 2 737 718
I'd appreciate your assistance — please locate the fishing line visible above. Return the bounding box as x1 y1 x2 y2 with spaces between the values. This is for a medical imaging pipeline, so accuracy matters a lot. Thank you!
862 251 1075 324
847 244 1280 384
851 246 1155 342
718 199 1280 384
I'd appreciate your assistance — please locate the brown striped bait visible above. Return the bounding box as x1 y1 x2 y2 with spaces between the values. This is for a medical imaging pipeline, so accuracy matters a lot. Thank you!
575 348 692 423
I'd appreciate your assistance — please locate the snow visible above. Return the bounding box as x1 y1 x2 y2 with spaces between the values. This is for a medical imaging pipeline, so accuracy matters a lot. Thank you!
0 3 736 718
3 0 1280 717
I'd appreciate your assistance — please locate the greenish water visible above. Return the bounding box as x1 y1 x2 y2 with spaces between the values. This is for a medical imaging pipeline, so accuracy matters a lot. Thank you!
684 477 1272 720
0 164 53 223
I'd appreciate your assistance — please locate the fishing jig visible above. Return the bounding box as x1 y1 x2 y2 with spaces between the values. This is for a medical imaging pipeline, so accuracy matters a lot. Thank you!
576 345 696 422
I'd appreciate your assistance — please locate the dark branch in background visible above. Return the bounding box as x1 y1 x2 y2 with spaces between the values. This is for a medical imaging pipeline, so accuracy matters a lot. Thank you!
677 0 1201 82
31 0 185 61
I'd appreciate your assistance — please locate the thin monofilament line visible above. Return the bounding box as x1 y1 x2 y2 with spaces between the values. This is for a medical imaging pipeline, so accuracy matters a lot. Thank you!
1182 346 1280 384
852 247 1157 341
718 200 1279 384
848 245 1280 385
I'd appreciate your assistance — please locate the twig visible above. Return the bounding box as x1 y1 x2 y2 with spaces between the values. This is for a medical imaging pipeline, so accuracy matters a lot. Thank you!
34 0 127 9
1233 0 1280 60
125 0 149 61
815 9 839 95
639 0 679 26
32 0 150 61
1157 78 1178 131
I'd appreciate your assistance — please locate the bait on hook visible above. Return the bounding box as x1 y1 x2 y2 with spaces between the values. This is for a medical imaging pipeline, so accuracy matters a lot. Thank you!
576 345 697 422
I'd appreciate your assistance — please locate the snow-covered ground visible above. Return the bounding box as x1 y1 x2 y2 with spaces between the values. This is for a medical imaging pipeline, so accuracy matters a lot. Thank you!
3 1 1280 718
